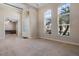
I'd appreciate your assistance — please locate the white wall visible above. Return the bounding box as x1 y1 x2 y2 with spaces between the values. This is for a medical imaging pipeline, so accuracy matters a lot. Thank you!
22 9 30 37
38 3 79 45
21 6 38 38
0 16 4 39
29 7 38 38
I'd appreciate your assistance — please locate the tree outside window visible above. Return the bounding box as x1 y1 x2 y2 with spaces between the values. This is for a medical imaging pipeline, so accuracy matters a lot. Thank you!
58 3 70 36
44 9 52 34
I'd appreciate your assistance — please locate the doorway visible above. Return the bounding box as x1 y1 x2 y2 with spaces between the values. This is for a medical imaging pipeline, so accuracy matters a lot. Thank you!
2 4 22 39
5 19 17 39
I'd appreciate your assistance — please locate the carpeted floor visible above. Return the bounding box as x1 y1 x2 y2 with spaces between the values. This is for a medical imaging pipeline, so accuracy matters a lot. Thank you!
0 34 79 56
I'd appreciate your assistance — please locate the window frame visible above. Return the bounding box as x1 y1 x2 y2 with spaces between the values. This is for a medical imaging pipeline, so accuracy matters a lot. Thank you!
43 9 52 34
58 3 70 36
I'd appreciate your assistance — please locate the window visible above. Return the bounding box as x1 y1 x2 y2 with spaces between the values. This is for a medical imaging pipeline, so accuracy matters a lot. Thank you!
44 9 52 34
58 3 70 36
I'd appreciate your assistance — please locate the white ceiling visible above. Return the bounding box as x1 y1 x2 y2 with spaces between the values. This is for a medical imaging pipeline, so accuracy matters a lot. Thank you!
5 3 50 9
24 3 49 8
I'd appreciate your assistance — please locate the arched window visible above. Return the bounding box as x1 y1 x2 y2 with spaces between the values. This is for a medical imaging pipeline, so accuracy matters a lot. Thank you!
44 9 52 34
58 3 70 36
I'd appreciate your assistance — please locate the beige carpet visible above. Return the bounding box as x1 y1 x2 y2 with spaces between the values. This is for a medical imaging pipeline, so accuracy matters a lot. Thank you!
0 34 79 56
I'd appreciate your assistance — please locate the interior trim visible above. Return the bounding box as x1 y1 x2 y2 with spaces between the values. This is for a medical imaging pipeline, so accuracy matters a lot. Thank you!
4 3 23 10
40 37 79 46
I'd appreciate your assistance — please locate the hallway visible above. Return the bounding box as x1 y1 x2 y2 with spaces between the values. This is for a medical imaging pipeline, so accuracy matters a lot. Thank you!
0 34 79 56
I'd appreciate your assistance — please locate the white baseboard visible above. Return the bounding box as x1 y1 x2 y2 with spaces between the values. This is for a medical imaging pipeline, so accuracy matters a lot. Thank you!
40 37 79 46
28 36 39 39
